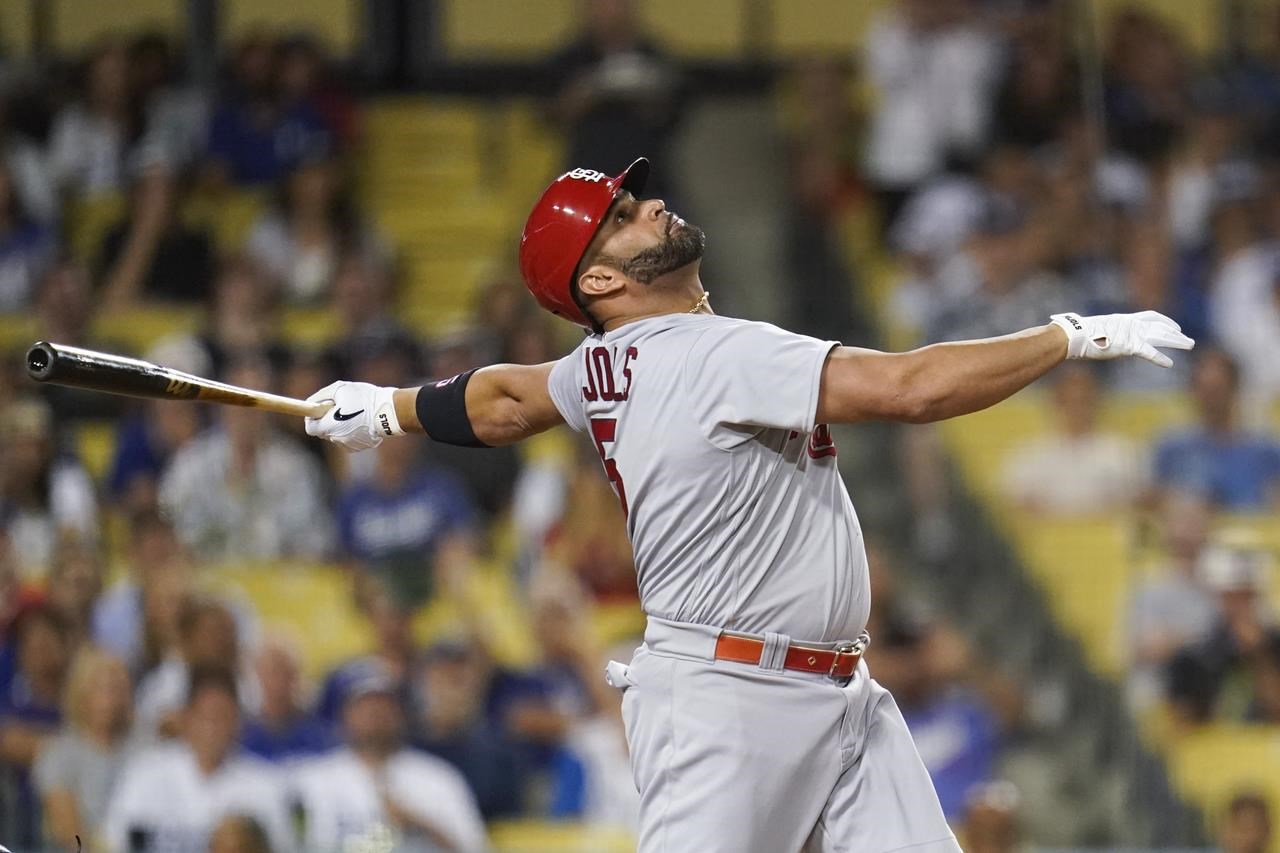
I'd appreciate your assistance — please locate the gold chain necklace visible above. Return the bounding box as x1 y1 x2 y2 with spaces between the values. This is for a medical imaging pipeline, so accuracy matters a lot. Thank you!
689 291 710 313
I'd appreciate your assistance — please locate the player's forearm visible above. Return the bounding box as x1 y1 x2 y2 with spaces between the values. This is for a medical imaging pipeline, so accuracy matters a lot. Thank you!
893 324 1067 423
393 363 561 447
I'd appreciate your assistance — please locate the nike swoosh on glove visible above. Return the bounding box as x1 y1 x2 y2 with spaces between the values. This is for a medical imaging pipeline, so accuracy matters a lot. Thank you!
304 381 403 452
1050 310 1195 368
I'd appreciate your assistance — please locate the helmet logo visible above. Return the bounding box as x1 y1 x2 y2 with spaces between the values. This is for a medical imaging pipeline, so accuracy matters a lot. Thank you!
567 168 608 183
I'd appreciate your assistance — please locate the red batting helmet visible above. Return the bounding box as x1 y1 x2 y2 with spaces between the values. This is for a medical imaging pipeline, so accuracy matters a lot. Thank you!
519 158 649 328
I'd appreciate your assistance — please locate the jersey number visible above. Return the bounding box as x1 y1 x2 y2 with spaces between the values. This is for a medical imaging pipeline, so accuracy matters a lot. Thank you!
590 418 629 519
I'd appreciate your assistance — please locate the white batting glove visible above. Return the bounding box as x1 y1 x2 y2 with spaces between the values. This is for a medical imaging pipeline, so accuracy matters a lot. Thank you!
1050 310 1195 368
304 381 404 452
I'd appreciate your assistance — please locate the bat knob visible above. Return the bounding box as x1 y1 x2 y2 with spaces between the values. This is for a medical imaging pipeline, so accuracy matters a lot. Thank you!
26 341 56 381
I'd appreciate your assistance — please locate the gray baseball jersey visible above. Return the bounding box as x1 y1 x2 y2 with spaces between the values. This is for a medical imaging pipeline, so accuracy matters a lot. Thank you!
547 312 870 643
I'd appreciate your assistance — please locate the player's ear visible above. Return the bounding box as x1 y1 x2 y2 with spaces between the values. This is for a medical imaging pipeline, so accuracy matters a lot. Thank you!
577 263 626 298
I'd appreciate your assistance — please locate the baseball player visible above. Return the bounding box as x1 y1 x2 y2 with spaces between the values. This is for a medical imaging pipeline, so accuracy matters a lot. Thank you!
304 158 1193 852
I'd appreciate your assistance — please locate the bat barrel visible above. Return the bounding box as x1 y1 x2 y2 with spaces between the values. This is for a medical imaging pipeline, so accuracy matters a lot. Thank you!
26 341 55 381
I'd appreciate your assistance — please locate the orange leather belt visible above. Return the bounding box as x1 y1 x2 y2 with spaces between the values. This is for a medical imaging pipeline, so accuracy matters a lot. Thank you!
714 632 869 680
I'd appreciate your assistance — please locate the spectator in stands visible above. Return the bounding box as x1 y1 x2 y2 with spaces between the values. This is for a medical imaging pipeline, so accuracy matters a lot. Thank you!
874 616 1003 821
999 363 1148 515
413 639 526 819
49 39 153 197
0 92 57 226
44 533 104 647
275 34 358 149
293 670 487 852
207 814 273 853
0 160 55 312
241 632 334 763
1123 492 1219 711
193 257 290 380
989 18 1078 150
1220 792 1273 853
204 33 332 187
0 397 98 580
130 31 210 175
1166 84 1251 252
317 579 420 724
107 342 207 516
1210 217 1280 401
420 332 523 519
959 781 1021 853
34 648 133 851
336 433 477 606
324 253 412 377
924 198 1071 344
548 0 684 199
1103 8 1190 163
539 441 635 601
245 153 387 304
1152 349 1280 510
1166 543 1280 725
556 641 640 831
159 357 333 561
862 0 1001 231
92 511 191 677
133 596 256 741
1171 161 1261 350
32 258 128 422
0 606 72 848
96 172 216 307
103 666 293 853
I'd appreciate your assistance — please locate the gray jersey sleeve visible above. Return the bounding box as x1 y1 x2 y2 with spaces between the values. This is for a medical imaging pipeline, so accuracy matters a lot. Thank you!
685 321 837 449
547 350 589 433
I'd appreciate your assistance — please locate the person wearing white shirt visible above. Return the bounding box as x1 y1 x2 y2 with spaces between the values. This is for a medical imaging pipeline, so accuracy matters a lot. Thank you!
863 0 1000 223
102 666 293 853
293 672 488 853
1001 363 1148 515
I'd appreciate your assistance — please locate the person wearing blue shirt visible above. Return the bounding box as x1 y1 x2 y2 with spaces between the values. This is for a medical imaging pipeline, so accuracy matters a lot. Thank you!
204 35 332 187
0 606 70 849
1153 349 1280 511
240 635 335 763
336 436 477 606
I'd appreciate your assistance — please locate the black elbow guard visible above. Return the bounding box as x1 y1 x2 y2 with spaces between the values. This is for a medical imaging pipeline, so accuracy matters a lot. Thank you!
416 369 490 448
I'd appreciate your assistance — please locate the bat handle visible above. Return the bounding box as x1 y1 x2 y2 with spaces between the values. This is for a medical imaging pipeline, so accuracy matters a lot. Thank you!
303 399 334 419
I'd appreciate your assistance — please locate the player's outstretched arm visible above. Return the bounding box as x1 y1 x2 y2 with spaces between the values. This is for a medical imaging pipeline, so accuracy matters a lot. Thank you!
304 362 563 451
817 311 1194 425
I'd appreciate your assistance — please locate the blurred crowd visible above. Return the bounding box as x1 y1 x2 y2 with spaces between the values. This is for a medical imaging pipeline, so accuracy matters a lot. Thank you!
774 0 1280 844
0 0 1278 849
0 17 651 852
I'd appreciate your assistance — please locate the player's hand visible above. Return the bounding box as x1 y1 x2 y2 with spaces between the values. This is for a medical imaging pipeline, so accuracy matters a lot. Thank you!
304 380 403 452
1050 310 1195 368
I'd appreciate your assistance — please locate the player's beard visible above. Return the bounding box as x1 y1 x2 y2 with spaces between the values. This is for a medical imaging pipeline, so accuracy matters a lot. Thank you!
619 221 706 284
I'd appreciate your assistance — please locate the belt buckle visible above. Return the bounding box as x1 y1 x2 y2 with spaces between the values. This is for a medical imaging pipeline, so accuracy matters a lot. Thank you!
827 633 869 684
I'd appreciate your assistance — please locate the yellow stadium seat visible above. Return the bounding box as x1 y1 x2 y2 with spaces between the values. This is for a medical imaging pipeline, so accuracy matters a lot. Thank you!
75 421 117 482
221 0 358 54
280 307 341 349
50 0 181 53
639 0 748 59
65 192 126 263
0 313 36 353
203 562 373 679
439 0 575 61
1165 725 1280 852
1092 0 1221 56
184 189 268 254
769 0 893 57
1008 517 1132 675
489 820 636 853
0 0 35 57
91 306 202 353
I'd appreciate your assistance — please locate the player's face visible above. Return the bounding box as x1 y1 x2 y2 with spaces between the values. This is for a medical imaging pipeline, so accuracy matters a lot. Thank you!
591 192 706 285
